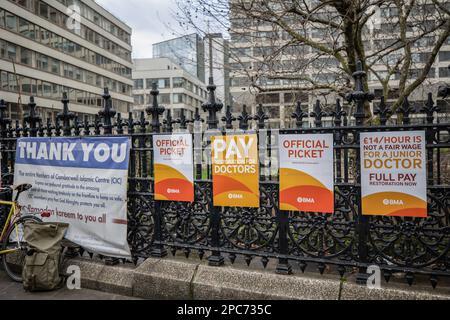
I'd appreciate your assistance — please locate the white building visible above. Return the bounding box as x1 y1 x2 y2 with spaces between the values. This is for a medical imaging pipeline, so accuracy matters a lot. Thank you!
132 58 208 121
0 0 133 122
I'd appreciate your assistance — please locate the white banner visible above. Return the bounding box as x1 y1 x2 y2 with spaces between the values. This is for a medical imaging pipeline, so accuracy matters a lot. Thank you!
14 137 132 258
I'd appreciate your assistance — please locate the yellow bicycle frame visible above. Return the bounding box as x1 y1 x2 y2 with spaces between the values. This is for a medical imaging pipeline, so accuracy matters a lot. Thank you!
0 200 20 255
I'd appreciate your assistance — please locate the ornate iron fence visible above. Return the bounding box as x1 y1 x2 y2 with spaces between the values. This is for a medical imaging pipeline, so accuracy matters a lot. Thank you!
0 63 449 288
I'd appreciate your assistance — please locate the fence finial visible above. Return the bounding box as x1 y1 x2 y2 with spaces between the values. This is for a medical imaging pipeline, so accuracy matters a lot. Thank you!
99 87 116 134
222 105 236 130
57 92 75 136
292 101 307 129
254 104 268 130
374 96 391 126
397 96 414 125
421 92 439 124
238 105 252 130
310 100 325 128
0 99 11 130
202 77 223 129
346 61 374 125
146 82 165 133
24 96 41 137
331 99 346 127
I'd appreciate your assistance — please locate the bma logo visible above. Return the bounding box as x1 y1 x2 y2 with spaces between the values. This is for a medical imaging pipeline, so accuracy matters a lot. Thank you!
66 4 81 34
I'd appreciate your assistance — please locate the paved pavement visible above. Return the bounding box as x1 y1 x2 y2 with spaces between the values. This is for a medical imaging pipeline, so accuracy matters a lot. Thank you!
0 270 140 300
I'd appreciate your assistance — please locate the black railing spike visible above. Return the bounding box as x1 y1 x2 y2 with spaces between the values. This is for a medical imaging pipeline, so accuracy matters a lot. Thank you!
128 112 136 134
331 99 346 127
24 96 41 137
421 92 440 124
146 82 165 133
0 99 11 137
202 77 223 129
222 105 236 130
116 113 124 134
374 96 392 126
310 100 325 128
163 109 175 133
177 109 192 130
254 104 268 130
98 87 116 134
397 96 415 125
346 60 374 125
57 92 75 136
292 101 308 129
139 111 148 133
238 105 252 130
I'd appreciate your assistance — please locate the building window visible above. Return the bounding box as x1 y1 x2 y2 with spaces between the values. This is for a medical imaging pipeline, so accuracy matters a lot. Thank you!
146 78 170 89
440 67 450 78
440 51 450 62
134 79 144 90
173 77 184 88
173 93 184 104
20 47 32 65
5 12 16 31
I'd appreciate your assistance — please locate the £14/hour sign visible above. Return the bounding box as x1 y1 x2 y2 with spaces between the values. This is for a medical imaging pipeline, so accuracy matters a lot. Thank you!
212 134 259 208
360 131 427 217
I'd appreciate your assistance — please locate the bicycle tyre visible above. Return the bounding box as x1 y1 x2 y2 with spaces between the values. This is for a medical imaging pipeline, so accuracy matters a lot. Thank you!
2 216 42 282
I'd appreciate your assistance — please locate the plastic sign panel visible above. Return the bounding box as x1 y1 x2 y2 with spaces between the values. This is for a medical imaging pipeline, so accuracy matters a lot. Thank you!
279 134 335 213
361 131 427 217
153 134 194 202
212 134 259 208
14 137 132 258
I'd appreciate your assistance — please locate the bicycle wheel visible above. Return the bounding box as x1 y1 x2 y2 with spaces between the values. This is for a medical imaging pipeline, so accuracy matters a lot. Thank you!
2 216 42 282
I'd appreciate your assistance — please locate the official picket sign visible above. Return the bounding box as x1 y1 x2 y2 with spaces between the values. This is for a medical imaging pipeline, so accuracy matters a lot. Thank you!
279 134 334 213
14 137 132 258
360 131 427 217
153 134 194 202
212 134 260 208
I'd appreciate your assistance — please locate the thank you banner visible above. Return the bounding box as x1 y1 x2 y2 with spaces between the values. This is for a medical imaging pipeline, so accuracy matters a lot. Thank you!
153 134 194 202
361 131 427 217
14 137 131 258
279 134 334 213
212 134 259 208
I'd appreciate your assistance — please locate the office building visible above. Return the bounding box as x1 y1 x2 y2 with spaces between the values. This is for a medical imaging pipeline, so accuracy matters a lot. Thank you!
0 0 133 122
132 58 207 122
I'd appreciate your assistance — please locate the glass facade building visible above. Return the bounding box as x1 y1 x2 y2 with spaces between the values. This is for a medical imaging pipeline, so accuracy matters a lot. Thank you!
153 34 205 83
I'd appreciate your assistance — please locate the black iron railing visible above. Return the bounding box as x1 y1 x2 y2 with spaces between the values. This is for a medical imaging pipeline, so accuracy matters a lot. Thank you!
0 63 449 288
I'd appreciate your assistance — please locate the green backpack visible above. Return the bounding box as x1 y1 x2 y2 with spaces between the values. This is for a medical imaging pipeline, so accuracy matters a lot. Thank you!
22 222 69 292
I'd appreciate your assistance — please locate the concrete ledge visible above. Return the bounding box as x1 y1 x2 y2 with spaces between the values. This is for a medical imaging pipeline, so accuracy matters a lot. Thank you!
66 257 450 300
193 264 341 300
133 258 198 300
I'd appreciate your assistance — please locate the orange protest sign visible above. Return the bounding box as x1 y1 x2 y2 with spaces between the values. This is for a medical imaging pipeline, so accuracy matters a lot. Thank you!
212 134 259 208
153 134 194 202
361 131 427 217
279 134 334 213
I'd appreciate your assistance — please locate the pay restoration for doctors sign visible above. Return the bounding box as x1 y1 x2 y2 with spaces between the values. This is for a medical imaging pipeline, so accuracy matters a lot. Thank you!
361 131 427 217
14 137 132 258
212 134 259 208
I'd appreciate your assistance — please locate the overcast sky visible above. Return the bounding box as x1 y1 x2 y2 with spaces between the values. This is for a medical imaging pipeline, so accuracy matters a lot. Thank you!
96 0 180 59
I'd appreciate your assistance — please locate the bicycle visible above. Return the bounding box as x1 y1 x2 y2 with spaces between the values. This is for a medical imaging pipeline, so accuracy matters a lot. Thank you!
0 184 42 282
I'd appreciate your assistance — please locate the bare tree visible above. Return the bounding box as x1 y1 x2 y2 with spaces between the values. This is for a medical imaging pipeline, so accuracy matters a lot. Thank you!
175 0 450 118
